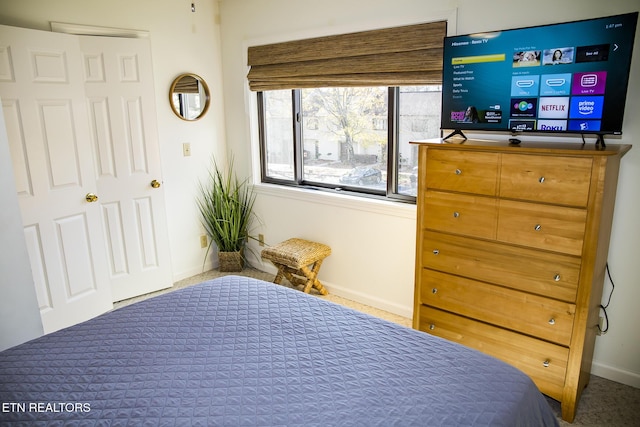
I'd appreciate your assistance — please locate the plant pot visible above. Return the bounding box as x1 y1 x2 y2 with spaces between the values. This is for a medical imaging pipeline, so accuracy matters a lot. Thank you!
218 251 244 272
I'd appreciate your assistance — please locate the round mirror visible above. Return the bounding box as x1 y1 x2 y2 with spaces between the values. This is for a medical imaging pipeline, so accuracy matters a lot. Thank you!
169 73 210 121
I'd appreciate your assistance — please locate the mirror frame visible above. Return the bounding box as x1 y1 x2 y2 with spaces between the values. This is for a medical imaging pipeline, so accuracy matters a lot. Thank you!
169 73 210 121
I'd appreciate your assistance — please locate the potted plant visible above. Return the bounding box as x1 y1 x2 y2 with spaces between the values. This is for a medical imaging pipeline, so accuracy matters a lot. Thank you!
196 156 257 272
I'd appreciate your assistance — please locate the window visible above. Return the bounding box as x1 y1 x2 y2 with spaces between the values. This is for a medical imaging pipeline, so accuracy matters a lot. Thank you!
259 85 441 200
261 89 295 181
248 20 447 201
396 85 443 197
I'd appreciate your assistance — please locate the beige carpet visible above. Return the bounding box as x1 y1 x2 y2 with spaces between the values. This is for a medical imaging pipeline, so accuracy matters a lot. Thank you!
114 267 639 426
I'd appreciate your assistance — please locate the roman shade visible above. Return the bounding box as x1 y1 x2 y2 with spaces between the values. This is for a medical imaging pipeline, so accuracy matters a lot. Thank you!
247 21 447 91
173 75 200 93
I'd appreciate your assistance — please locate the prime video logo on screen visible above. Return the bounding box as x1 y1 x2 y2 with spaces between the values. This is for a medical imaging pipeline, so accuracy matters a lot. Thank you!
570 96 604 119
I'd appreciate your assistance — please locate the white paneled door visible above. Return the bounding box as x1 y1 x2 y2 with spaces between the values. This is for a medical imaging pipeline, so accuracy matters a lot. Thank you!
0 25 112 333
0 24 172 333
79 35 172 302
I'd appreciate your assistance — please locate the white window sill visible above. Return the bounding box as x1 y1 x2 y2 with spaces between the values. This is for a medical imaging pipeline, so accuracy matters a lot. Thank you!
253 183 417 220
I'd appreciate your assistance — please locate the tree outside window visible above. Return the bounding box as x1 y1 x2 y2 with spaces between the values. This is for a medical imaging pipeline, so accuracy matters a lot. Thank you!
259 85 441 200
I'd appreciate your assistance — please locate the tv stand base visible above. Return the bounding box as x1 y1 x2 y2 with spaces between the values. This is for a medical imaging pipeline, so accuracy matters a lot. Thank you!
442 129 467 141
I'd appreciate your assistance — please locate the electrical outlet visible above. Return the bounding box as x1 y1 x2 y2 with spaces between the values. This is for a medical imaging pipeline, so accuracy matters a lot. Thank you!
200 235 208 248
183 142 191 156
258 234 265 247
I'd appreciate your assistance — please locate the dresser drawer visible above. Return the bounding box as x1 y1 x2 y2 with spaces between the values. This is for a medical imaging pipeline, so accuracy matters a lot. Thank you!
423 190 497 239
497 200 587 256
418 306 568 400
420 270 575 346
500 154 592 207
425 149 499 196
422 231 580 302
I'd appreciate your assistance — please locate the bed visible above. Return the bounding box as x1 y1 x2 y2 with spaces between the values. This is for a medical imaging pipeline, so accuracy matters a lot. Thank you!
0 276 559 426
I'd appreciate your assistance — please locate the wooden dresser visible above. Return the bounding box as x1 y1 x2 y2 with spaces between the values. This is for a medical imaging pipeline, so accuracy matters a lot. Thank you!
412 139 630 422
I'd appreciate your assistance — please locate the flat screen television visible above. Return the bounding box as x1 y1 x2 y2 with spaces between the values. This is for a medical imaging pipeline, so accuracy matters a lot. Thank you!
440 12 638 144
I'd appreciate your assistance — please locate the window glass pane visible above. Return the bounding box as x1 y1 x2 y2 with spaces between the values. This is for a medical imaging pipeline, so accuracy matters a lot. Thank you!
301 87 388 191
263 90 295 181
397 85 442 196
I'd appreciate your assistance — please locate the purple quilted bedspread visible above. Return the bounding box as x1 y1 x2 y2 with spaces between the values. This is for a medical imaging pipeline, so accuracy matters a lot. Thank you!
0 276 558 426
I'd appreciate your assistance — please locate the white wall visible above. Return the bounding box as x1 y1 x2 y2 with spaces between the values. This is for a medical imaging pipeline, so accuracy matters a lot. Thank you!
218 0 640 388
0 0 227 281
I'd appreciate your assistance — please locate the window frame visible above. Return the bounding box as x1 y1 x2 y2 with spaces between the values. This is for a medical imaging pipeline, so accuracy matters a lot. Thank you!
257 87 424 204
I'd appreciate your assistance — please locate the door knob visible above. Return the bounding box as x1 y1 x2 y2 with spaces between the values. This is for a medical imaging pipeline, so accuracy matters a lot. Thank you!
151 179 161 188
85 193 99 203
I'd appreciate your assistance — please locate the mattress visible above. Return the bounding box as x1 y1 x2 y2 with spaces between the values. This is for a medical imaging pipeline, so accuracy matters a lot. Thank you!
0 276 559 426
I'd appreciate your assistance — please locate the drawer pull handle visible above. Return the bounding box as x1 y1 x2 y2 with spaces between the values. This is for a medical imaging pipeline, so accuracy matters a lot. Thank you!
433 249 440 255
455 169 462 175
543 360 550 368
429 324 435 330
534 224 542 231
539 176 545 183
453 211 460 218
548 318 556 325
432 288 438 294
554 274 561 282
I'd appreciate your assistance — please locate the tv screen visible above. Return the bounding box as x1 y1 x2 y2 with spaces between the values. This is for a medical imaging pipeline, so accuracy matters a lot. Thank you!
440 13 638 138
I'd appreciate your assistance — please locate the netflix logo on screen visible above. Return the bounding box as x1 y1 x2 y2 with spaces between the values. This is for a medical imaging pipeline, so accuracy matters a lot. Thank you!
538 97 570 119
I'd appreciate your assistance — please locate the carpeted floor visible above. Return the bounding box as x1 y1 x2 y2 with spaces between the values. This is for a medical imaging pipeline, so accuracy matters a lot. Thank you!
114 267 640 427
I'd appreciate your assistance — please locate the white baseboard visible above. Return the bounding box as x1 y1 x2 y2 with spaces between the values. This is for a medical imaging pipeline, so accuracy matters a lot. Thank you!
591 360 640 388
323 282 413 319
249 263 413 319
172 261 215 283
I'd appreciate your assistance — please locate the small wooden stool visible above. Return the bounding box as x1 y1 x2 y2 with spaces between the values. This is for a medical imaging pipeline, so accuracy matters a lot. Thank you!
261 238 331 295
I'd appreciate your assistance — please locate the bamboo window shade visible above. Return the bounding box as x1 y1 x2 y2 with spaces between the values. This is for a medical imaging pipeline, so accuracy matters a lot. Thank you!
247 21 447 91
173 75 200 93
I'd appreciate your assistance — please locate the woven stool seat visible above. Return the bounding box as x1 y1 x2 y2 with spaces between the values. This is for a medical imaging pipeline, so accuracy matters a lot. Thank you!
261 238 331 295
